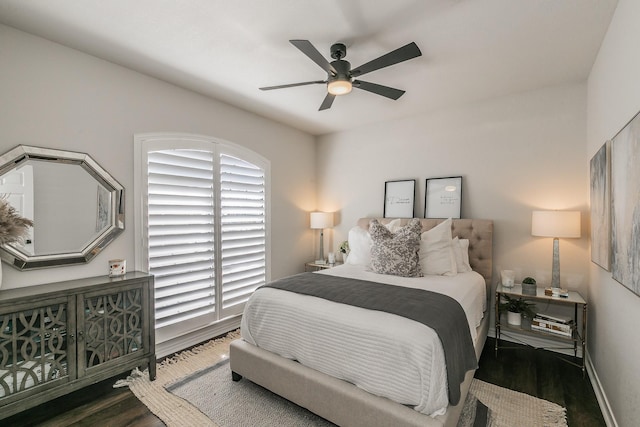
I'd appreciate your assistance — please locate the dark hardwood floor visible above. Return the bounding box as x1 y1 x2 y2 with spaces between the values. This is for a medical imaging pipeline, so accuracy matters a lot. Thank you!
476 337 605 427
3 337 605 426
1 375 164 427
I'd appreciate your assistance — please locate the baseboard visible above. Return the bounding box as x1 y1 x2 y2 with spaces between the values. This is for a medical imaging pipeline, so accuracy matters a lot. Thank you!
585 350 618 427
488 327 582 358
155 315 241 358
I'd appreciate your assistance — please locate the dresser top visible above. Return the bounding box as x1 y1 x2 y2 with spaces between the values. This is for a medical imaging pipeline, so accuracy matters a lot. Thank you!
0 271 153 302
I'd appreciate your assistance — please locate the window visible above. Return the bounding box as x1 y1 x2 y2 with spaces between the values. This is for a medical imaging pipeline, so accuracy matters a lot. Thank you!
135 134 269 354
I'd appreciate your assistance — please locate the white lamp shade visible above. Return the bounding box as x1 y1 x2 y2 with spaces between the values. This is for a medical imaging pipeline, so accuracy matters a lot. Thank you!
310 212 334 229
531 211 581 238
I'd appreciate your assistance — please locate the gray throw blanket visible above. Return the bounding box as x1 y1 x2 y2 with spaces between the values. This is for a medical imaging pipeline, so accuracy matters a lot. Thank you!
262 272 478 405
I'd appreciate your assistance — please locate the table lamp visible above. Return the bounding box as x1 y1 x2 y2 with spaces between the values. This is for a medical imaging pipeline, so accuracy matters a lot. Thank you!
531 210 581 288
310 212 333 264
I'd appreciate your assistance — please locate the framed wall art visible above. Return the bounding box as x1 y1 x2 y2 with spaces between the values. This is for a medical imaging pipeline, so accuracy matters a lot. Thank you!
425 176 462 219
383 179 415 218
611 110 640 296
589 141 611 271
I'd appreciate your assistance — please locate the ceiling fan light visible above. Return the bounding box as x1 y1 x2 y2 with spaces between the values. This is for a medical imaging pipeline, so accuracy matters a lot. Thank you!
327 80 352 95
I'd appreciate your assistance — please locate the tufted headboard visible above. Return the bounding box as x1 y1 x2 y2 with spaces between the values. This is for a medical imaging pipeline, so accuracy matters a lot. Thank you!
356 218 494 288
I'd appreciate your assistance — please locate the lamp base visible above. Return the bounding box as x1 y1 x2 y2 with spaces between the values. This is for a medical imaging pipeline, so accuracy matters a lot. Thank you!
551 237 560 288
316 228 326 266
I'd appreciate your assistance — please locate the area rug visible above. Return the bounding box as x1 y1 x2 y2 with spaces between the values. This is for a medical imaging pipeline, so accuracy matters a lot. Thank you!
116 332 567 427
166 358 336 426
113 331 242 427
460 380 568 427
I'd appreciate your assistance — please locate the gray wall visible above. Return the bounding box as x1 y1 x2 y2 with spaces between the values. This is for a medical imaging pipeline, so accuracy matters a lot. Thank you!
587 0 640 425
317 83 590 295
0 24 317 288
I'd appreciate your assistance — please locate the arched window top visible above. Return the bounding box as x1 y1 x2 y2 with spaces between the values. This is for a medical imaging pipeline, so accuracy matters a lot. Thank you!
135 132 270 173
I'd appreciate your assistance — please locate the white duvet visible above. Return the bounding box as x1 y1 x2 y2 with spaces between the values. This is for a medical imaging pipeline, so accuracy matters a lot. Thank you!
240 264 486 416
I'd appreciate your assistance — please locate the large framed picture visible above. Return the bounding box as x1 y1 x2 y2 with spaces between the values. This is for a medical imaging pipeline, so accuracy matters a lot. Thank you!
425 176 462 219
383 179 415 218
589 141 610 271
611 110 640 296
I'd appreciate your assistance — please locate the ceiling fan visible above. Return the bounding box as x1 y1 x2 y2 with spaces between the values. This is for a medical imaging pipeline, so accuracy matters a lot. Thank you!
259 40 422 111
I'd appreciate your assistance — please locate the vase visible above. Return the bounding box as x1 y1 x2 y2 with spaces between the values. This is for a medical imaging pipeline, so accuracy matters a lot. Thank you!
500 269 515 288
341 253 348 264
507 311 521 326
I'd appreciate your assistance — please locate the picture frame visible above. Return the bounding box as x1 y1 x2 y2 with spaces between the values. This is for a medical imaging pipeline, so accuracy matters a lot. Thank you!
383 179 415 218
611 110 640 296
589 141 610 271
425 176 462 219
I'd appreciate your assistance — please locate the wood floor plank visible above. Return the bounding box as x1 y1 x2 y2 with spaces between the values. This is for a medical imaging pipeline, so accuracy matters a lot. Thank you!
1 374 164 427
535 350 567 407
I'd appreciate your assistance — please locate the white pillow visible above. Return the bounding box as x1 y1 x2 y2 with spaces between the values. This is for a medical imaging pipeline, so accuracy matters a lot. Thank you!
346 226 373 266
419 218 457 276
345 219 404 266
384 218 402 233
452 237 472 273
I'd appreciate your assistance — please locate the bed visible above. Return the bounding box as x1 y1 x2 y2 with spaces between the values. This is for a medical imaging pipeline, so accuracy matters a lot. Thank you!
230 218 493 427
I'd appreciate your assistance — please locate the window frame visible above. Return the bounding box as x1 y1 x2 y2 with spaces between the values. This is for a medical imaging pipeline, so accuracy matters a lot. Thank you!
134 132 270 355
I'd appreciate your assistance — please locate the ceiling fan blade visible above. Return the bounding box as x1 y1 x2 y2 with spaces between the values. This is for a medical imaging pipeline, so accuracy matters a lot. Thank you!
351 42 422 77
319 93 336 111
353 80 405 100
260 80 325 91
290 40 337 75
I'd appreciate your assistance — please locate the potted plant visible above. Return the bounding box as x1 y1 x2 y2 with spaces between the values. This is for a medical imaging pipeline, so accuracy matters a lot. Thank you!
521 276 537 295
499 295 536 326
0 198 33 286
339 240 349 263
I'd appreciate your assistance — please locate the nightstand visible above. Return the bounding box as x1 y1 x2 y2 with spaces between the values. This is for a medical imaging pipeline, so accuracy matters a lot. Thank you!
495 284 587 376
305 261 342 272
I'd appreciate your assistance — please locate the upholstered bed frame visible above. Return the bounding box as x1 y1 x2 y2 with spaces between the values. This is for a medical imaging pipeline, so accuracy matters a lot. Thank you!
230 218 493 427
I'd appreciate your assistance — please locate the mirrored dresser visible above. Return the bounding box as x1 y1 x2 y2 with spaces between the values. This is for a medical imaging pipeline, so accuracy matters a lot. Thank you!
0 272 155 420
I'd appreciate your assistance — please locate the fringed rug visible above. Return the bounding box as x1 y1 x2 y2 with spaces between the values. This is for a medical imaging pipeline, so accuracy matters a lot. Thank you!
116 332 567 427
114 331 242 427
459 380 567 427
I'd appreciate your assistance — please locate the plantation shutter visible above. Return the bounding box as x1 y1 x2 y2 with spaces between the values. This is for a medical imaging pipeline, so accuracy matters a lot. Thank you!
147 149 216 329
219 154 266 317
139 136 269 349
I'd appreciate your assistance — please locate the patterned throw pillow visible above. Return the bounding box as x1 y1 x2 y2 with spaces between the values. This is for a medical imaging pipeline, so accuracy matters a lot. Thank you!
346 219 402 267
369 218 423 277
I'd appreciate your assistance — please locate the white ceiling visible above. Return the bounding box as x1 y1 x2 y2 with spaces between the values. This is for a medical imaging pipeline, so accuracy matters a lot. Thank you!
0 0 617 136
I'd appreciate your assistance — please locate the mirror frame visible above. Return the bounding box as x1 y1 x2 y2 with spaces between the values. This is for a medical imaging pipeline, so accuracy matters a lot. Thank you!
0 145 124 270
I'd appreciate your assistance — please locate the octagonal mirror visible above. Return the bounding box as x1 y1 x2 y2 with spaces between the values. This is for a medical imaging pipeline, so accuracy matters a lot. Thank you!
0 145 124 270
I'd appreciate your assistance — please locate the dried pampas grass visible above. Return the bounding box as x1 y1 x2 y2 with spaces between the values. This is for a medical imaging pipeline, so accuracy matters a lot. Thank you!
0 199 33 245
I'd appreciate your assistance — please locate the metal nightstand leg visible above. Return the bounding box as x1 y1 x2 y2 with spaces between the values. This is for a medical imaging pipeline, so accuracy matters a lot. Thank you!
495 291 500 355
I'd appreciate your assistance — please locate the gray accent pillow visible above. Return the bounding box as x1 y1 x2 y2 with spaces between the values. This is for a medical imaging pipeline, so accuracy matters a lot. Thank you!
369 218 423 277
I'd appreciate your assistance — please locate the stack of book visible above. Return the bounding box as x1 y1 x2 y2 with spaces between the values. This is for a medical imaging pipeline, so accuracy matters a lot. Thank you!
531 313 574 337
544 287 569 297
